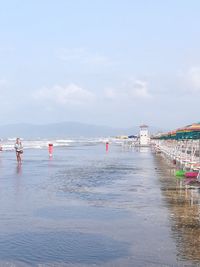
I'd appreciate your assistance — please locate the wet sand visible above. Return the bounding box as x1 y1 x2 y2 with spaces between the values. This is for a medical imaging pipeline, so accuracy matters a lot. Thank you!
0 144 199 266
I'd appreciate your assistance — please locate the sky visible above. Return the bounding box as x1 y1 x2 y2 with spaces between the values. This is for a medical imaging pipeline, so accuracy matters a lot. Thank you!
0 0 200 129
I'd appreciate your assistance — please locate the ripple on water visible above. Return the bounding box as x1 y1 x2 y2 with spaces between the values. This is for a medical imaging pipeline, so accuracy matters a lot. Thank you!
35 205 129 221
0 231 130 265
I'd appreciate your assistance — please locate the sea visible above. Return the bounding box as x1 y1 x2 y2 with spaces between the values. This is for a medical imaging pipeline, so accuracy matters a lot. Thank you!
0 138 199 266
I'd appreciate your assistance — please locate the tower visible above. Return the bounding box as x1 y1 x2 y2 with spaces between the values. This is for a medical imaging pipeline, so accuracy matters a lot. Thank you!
139 125 149 146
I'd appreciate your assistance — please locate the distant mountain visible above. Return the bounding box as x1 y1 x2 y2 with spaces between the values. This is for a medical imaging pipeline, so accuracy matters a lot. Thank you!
0 122 163 139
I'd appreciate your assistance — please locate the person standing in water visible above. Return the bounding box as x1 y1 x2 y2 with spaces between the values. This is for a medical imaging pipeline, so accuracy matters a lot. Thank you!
15 138 23 164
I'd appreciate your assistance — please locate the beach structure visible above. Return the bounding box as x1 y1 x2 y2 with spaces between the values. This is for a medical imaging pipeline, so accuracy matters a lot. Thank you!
139 125 150 146
117 125 149 147
152 123 200 177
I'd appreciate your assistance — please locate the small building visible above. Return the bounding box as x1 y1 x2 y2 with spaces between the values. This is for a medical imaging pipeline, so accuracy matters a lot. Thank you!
139 124 150 146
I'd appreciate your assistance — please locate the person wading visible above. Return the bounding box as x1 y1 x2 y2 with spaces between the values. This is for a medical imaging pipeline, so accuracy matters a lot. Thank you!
14 138 23 164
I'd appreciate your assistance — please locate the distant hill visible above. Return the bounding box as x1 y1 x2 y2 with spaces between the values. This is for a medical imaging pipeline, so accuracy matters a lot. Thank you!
0 122 163 139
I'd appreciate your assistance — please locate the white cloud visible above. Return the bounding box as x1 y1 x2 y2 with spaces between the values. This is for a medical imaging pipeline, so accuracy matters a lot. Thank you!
34 83 94 106
104 87 116 99
187 67 200 91
175 66 200 95
56 48 113 66
104 78 152 100
127 79 151 98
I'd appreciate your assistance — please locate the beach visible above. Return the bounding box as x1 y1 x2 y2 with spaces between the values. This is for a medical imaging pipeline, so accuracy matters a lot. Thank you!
0 140 199 266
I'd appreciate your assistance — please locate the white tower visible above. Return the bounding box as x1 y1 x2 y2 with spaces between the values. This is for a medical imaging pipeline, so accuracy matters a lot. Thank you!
139 125 149 146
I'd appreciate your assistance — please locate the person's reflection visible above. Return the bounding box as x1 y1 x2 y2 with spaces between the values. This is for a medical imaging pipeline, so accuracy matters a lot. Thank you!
13 163 23 200
47 155 54 176
16 163 22 175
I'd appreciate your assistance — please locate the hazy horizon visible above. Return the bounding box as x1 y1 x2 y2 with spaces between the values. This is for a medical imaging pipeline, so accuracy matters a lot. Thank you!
0 1 199 129
0 121 165 139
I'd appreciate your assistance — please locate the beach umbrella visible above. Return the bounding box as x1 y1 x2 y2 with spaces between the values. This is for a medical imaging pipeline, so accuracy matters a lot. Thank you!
181 123 200 140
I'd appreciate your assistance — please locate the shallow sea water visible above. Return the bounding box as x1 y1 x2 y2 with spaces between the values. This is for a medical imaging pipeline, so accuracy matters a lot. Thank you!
0 144 200 266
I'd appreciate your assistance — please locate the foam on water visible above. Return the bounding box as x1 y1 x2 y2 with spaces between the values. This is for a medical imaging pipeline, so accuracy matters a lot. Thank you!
0 137 112 151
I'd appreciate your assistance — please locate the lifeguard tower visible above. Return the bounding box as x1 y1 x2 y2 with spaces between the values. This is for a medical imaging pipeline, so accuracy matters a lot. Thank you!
139 124 149 146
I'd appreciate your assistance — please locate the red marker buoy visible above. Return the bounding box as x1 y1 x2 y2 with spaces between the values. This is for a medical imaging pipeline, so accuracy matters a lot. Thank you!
106 142 109 152
48 143 53 157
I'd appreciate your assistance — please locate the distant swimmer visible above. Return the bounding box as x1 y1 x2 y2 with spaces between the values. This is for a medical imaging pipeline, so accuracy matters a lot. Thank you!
14 138 23 164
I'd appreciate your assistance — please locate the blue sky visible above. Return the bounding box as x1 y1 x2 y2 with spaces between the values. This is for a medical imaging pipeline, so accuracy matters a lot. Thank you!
0 0 200 128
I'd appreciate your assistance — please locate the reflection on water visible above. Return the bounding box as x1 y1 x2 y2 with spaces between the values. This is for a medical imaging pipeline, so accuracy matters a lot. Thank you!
16 163 22 175
1 146 200 266
35 205 129 221
0 231 129 265
155 154 200 264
